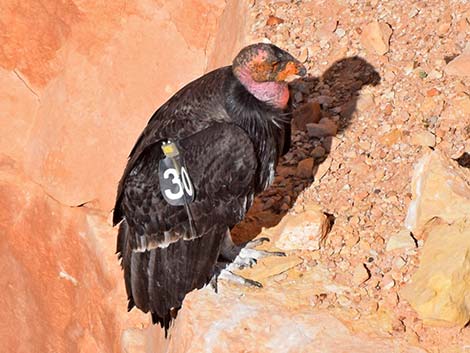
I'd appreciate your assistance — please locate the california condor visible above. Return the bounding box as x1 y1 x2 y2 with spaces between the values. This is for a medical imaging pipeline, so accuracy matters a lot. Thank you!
113 43 306 334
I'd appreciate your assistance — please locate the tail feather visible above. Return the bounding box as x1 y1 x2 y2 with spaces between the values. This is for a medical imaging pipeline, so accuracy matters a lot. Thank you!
118 219 224 337
147 229 223 329
117 221 135 311
130 251 151 312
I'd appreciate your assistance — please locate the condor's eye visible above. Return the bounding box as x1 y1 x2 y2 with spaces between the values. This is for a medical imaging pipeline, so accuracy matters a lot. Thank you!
272 61 280 71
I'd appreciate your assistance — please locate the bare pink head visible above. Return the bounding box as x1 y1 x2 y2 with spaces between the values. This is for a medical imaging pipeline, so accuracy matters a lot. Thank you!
232 43 307 109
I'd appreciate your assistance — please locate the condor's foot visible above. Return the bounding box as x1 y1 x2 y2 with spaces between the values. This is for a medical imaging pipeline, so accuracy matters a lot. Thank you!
241 237 270 249
210 266 262 292
219 269 263 287
220 232 286 270
232 247 286 269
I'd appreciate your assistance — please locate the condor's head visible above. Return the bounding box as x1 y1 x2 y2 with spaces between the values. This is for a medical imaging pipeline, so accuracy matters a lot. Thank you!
232 43 307 109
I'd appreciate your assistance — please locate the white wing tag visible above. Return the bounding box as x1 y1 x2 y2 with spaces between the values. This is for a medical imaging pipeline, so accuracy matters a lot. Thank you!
158 141 195 206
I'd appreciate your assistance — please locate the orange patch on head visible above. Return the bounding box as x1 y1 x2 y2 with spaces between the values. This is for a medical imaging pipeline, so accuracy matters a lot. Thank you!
275 61 299 81
251 61 274 81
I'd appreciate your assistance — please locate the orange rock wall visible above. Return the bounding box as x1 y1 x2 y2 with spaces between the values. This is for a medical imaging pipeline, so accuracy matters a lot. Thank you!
0 0 248 210
0 157 126 353
0 1 249 352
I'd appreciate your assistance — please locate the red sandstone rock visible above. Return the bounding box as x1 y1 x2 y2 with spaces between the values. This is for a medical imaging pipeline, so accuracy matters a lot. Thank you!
445 48 470 78
410 130 436 147
426 88 440 97
0 0 248 211
0 157 157 353
266 15 285 26
206 0 250 71
0 69 39 163
405 150 470 235
306 118 338 138
292 101 322 130
165 273 427 353
360 21 393 55
296 157 315 178
402 219 470 327
0 1 250 352
263 203 330 251
6 0 470 350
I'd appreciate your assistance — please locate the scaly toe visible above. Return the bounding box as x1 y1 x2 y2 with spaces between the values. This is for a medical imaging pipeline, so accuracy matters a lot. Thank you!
233 256 257 269
239 248 286 260
243 237 270 249
218 269 263 288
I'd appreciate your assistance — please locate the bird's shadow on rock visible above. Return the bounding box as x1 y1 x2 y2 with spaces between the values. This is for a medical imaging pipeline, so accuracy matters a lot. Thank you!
231 56 381 244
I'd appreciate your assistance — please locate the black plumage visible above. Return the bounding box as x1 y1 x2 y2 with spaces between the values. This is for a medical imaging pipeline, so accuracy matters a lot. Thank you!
113 43 306 334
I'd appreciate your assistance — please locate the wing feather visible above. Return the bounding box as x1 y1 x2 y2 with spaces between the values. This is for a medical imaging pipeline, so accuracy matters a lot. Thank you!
113 67 233 225
116 123 258 332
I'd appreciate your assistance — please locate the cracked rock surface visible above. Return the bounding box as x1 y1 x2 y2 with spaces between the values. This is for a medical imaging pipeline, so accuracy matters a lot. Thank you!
2 0 470 352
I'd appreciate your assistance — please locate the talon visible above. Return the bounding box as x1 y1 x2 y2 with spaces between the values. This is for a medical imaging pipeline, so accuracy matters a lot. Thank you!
271 251 286 257
210 275 219 293
244 278 263 288
256 236 270 243
244 258 257 268
243 237 270 249
238 248 285 260
217 269 263 288
232 256 257 270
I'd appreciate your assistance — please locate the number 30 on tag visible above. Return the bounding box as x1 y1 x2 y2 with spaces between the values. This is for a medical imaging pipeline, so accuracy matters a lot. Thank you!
158 157 195 206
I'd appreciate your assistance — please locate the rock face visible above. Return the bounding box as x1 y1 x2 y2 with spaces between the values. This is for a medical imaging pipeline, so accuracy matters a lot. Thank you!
401 219 470 327
405 150 470 235
167 268 426 353
0 1 250 352
0 0 249 211
6 0 470 351
164 203 424 352
0 156 157 353
403 150 470 327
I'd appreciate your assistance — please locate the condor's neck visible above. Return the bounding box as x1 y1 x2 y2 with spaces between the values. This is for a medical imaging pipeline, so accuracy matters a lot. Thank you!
234 67 289 110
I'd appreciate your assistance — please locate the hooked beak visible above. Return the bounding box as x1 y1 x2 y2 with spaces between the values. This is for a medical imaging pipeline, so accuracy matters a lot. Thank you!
275 59 307 82
296 62 307 77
